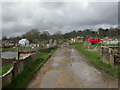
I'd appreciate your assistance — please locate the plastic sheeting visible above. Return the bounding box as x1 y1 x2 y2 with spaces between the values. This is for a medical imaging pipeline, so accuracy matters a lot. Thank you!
18 39 29 46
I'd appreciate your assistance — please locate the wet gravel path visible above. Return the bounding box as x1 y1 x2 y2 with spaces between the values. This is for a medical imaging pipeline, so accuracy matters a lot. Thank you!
27 45 118 88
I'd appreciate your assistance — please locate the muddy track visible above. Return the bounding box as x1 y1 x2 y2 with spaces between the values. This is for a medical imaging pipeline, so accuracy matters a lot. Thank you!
27 45 118 88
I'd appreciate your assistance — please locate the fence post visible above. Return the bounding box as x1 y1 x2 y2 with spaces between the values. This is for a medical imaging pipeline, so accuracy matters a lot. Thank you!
109 48 114 66
100 46 103 57
13 61 18 77
12 62 15 77
101 47 105 62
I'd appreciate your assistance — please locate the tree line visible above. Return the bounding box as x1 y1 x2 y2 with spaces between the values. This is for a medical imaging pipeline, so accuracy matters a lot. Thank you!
2 27 120 43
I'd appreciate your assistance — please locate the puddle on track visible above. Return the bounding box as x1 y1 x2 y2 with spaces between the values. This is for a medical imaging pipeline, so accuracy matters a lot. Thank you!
70 62 102 82
53 56 63 62
51 63 59 67
70 49 81 62
39 70 59 88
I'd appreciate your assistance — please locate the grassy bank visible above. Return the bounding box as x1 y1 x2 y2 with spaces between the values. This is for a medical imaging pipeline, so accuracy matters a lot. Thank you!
0 64 13 75
70 42 119 79
3 47 58 88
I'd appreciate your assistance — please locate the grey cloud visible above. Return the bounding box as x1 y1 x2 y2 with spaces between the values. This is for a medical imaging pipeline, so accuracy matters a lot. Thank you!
2 2 118 37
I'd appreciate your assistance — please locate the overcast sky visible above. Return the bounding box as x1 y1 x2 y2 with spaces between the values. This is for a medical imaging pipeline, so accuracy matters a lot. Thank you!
1 1 118 37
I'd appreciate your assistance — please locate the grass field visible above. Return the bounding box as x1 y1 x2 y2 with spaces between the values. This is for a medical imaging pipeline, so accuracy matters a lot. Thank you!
3 46 58 88
70 42 120 79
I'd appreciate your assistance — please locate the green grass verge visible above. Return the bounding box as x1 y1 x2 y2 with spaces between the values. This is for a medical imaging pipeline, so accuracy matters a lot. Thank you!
0 64 13 75
70 42 120 79
3 47 58 88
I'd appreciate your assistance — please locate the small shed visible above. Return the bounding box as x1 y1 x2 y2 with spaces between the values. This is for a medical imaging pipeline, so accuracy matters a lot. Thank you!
76 36 84 42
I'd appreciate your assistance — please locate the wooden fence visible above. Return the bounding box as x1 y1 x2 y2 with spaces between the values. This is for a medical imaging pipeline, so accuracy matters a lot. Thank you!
1 52 39 87
84 41 120 66
1 44 58 87
2 58 15 67
101 46 120 66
